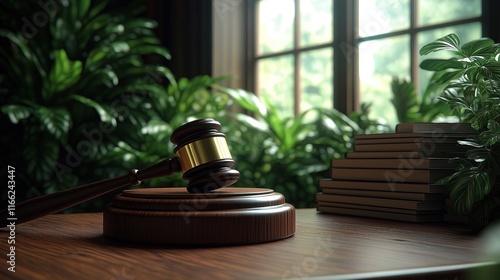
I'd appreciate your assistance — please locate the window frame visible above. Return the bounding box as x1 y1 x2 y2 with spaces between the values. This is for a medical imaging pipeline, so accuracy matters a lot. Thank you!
239 0 494 116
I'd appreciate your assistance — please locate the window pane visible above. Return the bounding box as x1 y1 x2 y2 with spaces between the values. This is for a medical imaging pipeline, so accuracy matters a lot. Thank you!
257 0 295 55
257 55 295 118
359 35 410 127
300 0 333 47
417 0 481 27
300 48 333 113
358 0 410 38
417 22 482 94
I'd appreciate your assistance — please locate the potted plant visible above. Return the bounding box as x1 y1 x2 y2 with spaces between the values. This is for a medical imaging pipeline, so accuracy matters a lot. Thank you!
420 33 500 230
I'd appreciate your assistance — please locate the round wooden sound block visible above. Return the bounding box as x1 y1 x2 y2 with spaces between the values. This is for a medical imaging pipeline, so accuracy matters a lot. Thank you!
103 188 295 246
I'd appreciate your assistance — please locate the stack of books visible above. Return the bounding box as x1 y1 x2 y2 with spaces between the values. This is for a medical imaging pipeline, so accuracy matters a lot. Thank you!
317 122 476 222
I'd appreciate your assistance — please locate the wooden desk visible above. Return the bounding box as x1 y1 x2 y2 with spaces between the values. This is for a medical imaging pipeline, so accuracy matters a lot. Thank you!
1 209 498 279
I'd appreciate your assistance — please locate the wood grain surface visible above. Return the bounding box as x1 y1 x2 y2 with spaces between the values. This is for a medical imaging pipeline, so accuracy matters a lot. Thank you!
0 209 498 280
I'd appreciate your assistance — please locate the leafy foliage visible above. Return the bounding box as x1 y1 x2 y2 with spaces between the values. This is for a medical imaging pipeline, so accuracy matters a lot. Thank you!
118 80 375 208
0 0 386 211
0 0 174 208
215 87 373 207
420 33 500 229
348 103 391 134
390 75 453 123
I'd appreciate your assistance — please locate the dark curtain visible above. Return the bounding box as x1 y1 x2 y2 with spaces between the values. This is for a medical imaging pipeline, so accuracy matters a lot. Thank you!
483 0 500 41
147 0 212 79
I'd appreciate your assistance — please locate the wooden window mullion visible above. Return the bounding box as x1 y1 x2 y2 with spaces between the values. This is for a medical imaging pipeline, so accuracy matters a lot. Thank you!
294 0 301 116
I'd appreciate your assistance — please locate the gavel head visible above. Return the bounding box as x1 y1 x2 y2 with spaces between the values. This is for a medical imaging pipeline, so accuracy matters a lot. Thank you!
170 118 241 193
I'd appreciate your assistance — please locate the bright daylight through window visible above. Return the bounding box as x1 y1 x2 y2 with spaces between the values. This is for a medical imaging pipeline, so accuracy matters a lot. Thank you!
254 0 482 127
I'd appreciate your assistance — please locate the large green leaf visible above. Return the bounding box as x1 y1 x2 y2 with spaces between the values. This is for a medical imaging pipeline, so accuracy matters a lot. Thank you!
218 87 268 117
71 94 116 124
449 168 492 214
140 119 171 135
419 59 464 71
431 69 463 84
122 18 158 31
483 120 500 148
469 196 500 230
43 49 82 99
77 0 91 20
77 13 112 48
483 60 500 79
23 131 60 182
317 107 359 131
262 98 288 148
0 30 46 77
87 0 111 19
33 106 71 140
84 48 107 70
461 38 495 57
420 33 461 56
1 104 31 123
132 45 171 60
390 78 420 123
233 113 269 132
76 68 118 91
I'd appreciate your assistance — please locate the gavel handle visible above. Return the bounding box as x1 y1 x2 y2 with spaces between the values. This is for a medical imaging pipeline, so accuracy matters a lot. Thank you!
0 157 181 227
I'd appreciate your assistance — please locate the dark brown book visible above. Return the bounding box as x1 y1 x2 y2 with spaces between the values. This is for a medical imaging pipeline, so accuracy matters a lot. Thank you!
354 142 464 152
316 193 446 210
318 179 444 193
395 122 476 134
330 158 453 170
321 188 444 201
345 150 465 159
355 138 461 146
317 201 443 215
330 168 453 184
317 205 444 222
354 134 467 145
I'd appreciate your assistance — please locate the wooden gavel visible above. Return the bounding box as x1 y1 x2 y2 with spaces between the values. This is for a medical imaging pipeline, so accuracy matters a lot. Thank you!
0 118 240 227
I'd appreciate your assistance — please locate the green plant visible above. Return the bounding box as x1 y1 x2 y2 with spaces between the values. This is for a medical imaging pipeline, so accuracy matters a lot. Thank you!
0 0 387 211
214 87 383 207
348 103 391 134
110 80 380 208
420 33 500 229
113 75 232 189
0 0 183 210
390 74 453 123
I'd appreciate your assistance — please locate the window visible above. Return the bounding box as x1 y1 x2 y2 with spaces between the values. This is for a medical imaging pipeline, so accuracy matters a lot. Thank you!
249 0 484 126
255 0 334 118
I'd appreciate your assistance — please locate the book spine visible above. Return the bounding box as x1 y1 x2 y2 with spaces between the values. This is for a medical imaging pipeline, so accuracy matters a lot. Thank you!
330 168 453 184
318 179 444 193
